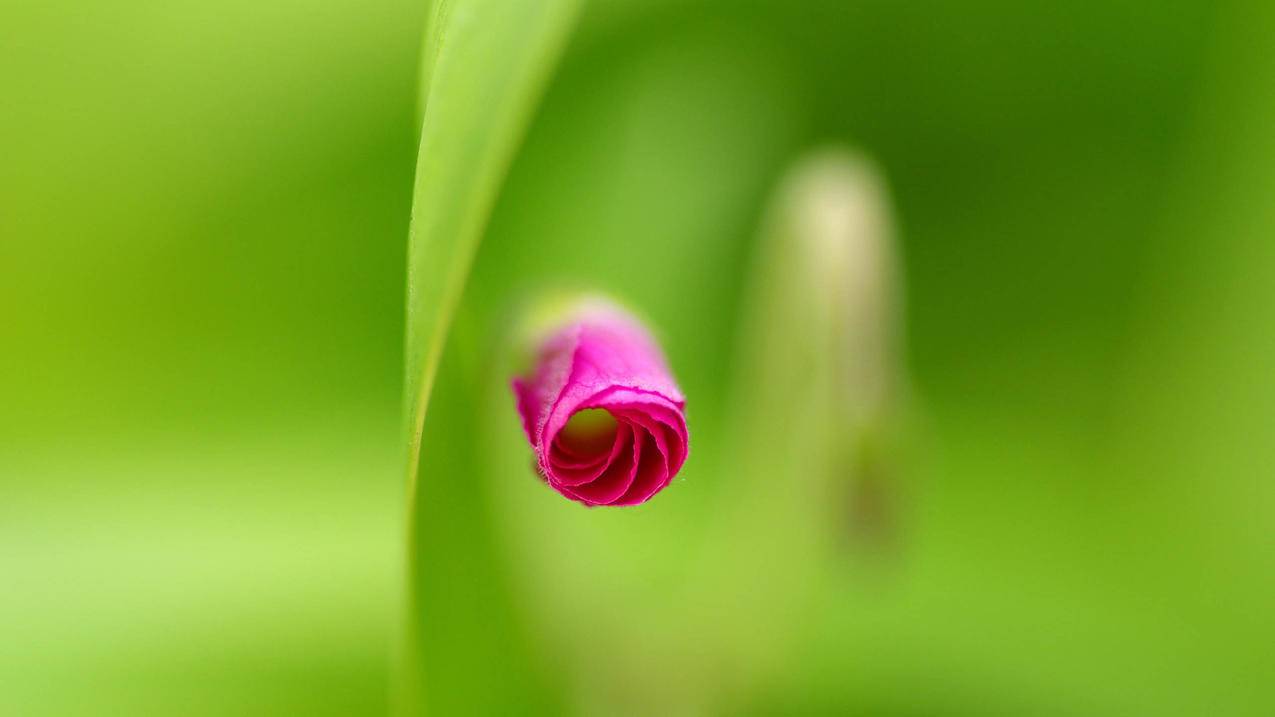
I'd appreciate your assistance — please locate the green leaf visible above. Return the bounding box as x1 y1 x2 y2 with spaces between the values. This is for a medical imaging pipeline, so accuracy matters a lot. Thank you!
400 0 581 712
404 0 581 509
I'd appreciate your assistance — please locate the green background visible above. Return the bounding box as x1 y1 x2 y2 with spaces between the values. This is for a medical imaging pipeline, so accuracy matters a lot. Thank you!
3 0 1272 714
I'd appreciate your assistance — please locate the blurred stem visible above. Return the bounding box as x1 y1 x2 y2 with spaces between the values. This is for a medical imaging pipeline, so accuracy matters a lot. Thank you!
690 148 905 698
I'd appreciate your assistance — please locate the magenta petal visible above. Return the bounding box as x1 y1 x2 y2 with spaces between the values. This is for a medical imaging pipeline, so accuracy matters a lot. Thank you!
510 300 689 506
513 378 538 444
605 400 687 473
551 422 631 487
559 428 639 505
612 430 668 506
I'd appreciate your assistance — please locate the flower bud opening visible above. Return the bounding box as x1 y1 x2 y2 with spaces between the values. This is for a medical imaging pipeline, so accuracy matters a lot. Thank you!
511 298 689 507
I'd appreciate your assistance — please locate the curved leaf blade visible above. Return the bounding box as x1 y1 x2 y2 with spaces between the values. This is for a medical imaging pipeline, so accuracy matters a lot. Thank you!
399 0 581 712
404 0 579 502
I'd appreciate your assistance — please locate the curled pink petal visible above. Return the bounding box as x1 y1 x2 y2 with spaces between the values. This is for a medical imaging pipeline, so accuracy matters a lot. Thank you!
512 301 689 506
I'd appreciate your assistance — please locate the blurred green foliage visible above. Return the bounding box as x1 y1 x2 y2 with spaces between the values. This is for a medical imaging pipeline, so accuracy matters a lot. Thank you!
3 0 1273 714
2 0 419 713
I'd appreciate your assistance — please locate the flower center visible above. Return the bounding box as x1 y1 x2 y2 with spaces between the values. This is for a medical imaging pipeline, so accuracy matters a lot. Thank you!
558 408 619 457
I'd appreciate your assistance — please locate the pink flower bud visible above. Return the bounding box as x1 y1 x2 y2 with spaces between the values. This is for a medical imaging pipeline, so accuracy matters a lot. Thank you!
512 301 689 506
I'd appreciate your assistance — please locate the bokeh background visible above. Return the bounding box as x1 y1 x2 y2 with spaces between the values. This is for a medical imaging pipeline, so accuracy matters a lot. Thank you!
3 0 1272 714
